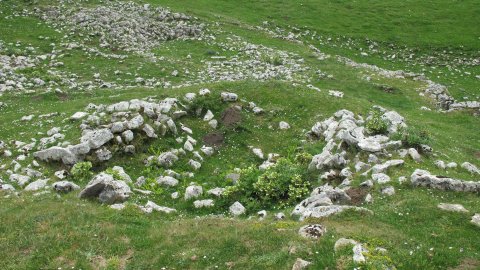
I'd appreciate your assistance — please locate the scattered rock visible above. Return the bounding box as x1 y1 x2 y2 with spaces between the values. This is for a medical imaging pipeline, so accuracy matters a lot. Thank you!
229 201 246 216
298 224 327 239
437 203 469 213
79 173 131 204
292 258 311 270
52 181 80 193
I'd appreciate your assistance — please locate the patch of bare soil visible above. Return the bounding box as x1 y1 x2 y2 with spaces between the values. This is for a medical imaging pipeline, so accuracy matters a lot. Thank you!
449 258 480 270
203 132 225 147
221 106 242 127
346 187 369 205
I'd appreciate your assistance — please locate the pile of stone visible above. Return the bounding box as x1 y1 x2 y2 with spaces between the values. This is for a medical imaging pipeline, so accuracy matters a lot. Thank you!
33 90 225 167
40 1 204 52
290 107 415 219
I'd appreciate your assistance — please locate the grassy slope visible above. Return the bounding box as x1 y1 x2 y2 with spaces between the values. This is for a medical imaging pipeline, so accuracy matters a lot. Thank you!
0 0 479 269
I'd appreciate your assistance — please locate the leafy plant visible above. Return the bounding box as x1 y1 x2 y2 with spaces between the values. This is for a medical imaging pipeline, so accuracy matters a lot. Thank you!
224 158 311 209
70 161 93 183
392 126 431 149
365 108 388 135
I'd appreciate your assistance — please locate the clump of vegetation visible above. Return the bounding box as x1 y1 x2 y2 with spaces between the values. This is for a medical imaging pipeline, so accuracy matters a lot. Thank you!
392 126 431 149
365 108 388 135
262 54 284 66
70 161 93 183
188 95 224 115
224 157 311 209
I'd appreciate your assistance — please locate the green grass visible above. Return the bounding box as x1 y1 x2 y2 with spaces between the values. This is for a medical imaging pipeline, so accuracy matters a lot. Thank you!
0 0 479 269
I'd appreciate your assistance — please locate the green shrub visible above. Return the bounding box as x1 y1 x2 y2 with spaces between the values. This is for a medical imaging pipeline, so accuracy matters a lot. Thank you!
262 54 284 66
70 161 93 182
224 158 311 209
365 108 388 135
392 126 431 149
188 95 223 115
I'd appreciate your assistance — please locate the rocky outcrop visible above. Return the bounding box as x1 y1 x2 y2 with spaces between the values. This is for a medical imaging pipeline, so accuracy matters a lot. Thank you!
411 169 480 193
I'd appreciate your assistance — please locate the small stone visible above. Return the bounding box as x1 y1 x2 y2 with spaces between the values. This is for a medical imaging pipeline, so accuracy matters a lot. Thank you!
156 176 179 187
185 185 203 200
193 199 214 208
381 186 395 196
274 212 286 220
408 148 421 162
364 193 373 203
372 173 391 184
24 179 48 191
257 210 267 219
279 121 291 130
334 238 358 252
298 224 327 239
229 201 246 216
471 214 480 227
438 203 469 213
221 92 238 102
291 258 311 270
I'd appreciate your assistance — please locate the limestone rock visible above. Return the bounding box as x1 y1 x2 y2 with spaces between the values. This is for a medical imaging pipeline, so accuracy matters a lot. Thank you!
298 224 326 239
79 173 131 204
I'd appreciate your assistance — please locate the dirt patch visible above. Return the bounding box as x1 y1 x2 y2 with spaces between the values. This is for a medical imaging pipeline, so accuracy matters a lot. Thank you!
31 95 43 102
474 151 480 160
221 106 242 127
119 249 134 270
449 258 480 270
346 187 369 205
56 92 70 101
203 132 225 147
376 84 398 94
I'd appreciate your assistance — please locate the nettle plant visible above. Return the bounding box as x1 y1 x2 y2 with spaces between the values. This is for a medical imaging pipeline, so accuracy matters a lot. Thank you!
70 161 93 183
224 156 311 209
365 108 389 135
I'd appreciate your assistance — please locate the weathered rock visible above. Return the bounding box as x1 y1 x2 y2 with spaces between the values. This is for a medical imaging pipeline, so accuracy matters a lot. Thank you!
291 258 311 270
435 160 446 170
79 173 131 204
9 174 31 187
334 238 358 252
461 162 480 175
193 199 214 208
96 148 112 161
298 224 327 239
279 121 291 130
156 176 179 187
158 152 178 167
381 186 395 196
296 205 372 221
229 201 246 216
411 169 480 193
471 214 480 227
33 146 79 165
24 179 48 191
81 129 114 149
70 112 88 120
52 181 80 193
142 201 176 214
353 243 367 263
437 203 469 213
221 92 238 102
207 187 225 197
185 185 203 200
142 124 157 138
188 159 202 170
408 148 421 162
372 173 391 184
203 110 214 121
275 212 286 220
